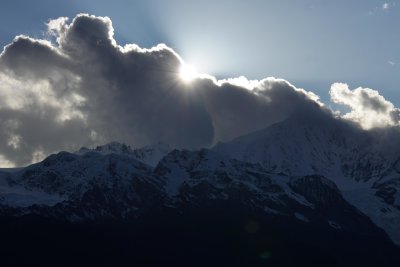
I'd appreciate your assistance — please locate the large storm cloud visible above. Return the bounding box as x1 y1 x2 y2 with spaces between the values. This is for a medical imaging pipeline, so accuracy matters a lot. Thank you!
0 14 398 167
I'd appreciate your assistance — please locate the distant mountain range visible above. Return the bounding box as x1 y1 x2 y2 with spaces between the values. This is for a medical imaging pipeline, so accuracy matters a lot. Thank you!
1 114 400 266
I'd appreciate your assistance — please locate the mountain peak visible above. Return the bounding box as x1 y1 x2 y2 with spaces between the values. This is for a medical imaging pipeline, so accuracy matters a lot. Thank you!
76 141 172 167
77 142 133 156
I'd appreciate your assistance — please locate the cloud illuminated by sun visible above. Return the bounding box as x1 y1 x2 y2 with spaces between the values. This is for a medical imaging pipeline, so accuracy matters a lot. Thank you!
179 63 198 82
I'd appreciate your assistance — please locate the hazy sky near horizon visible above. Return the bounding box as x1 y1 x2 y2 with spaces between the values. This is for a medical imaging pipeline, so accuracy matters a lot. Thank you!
0 0 399 106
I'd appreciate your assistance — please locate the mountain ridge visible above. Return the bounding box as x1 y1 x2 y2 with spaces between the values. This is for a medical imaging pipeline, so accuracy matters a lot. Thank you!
1 121 400 265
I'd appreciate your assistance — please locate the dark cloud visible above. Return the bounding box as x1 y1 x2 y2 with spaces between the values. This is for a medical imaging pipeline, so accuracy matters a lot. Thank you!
0 14 396 167
197 77 324 142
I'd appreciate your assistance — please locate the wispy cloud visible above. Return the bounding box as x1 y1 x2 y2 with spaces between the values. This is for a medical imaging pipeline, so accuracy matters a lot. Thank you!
369 2 395 14
382 2 390 10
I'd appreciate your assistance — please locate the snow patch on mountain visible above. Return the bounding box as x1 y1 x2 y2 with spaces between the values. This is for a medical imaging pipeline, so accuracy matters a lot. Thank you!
0 176 65 207
294 212 310 223
132 142 172 167
343 187 400 245
328 220 342 230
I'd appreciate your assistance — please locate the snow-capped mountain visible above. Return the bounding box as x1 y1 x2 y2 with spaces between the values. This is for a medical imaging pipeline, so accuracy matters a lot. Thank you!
214 113 399 181
0 148 393 236
1 147 377 228
1 121 400 265
214 113 400 245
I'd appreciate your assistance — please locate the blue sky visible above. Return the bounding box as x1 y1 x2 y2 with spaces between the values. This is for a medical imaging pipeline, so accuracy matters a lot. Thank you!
1 0 399 106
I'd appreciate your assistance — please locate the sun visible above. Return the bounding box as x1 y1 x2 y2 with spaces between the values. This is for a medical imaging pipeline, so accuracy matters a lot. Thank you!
179 63 198 82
